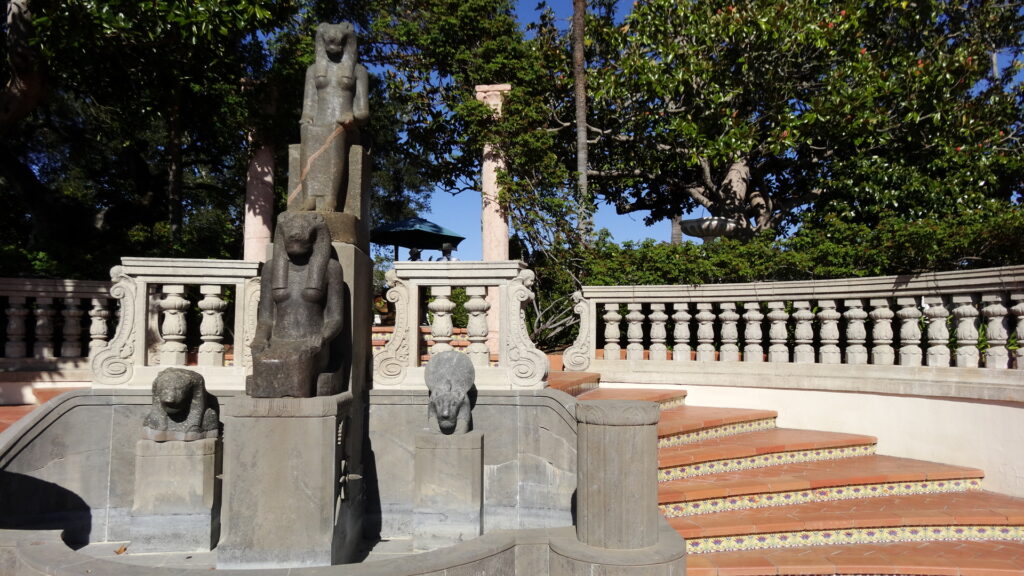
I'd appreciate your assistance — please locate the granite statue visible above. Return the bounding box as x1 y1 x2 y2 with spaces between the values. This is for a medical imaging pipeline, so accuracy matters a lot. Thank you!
424 351 475 434
290 22 369 213
248 211 345 398
143 368 219 442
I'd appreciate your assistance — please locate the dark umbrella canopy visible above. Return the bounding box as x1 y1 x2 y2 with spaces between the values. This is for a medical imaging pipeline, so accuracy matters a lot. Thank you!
370 217 465 250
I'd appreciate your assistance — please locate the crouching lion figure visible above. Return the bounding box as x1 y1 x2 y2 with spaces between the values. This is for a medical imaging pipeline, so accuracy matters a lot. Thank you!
143 368 219 442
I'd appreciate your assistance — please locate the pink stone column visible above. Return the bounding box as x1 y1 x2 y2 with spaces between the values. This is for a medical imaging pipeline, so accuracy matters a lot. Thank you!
475 84 512 354
243 140 274 262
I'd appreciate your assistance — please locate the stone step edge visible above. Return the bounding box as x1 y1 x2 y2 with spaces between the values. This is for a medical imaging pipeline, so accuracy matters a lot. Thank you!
659 444 877 482
658 417 777 448
660 478 984 517
683 523 1024 555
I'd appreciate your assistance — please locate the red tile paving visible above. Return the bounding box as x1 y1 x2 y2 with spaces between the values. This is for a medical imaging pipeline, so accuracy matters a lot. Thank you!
658 455 985 505
684 541 1024 575
546 371 600 396
659 428 876 469
577 387 687 404
657 405 778 438
0 404 36 433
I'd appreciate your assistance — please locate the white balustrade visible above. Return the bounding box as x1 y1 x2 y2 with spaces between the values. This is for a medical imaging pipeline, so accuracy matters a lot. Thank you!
372 261 548 389
0 278 113 365
90 258 261 388
563 265 1024 374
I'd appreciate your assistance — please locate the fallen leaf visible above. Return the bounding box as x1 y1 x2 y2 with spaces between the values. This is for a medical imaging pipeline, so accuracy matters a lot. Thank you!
114 544 127 555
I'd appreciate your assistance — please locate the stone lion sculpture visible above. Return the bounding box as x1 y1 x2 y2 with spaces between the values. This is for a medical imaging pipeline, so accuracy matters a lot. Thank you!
424 351 475 435
143 368 219 442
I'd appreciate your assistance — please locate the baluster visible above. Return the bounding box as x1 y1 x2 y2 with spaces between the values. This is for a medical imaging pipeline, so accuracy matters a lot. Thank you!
465 286 490 367
843 299 868 365
922 296 950 367
695 303 716 362
671 303 691 362
950 295 980 368
742 302 764 362
5 296 28 358
792 301 815 363
767 301 789 363
817 299 841 364
648 304 668 361
896 297 922 366
159 284 190 366
88 298 111 357
33 297 56 358
980 294 1009 369
625 303 645 361
719 303 740 362
60 298 84 358
869 298 895 365
1011 294 1024 370
197 285 228 366
428 286 455 355
603 303 622 360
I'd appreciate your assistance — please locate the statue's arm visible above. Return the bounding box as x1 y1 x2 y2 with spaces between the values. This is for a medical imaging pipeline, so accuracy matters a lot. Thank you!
300 66 317 125
321 260 345 343
353 64 369 123
251 267 274 353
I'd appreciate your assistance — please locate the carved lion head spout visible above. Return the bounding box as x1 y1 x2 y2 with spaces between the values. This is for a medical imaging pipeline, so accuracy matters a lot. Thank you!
143 368 219 442
424 351 475 435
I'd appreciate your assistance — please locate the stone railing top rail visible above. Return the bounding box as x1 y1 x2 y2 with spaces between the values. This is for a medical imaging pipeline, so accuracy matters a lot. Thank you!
0 277 111 299
392 260 528 286
580 265 1024 303
117 257 261 284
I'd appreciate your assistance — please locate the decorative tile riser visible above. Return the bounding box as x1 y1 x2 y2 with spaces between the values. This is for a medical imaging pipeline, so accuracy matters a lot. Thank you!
659 444 876 482
685 524 1024 554
658 398 687 409
660 478 983 517
658 418 776 448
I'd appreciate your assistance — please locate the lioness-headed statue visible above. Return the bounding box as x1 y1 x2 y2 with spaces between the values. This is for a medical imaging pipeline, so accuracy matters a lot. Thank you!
424 351 474 435
143 368 219 442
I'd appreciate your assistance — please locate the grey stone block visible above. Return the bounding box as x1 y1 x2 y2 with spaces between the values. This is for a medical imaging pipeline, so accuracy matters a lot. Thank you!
413 430 483 551
217 393 352 568
129 513 215 553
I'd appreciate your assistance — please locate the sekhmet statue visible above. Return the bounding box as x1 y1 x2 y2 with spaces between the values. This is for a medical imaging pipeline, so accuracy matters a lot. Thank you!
290 22 369 214
424 351 475 434
248 211 345 398
143 368 219 442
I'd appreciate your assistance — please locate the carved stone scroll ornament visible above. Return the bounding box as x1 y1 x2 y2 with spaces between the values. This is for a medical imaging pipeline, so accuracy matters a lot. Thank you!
503 269 548 388
143 368 219 442
372 269 411 387
562 291 592 371
241 276 261 370
91 266 137 386
424 350 475 434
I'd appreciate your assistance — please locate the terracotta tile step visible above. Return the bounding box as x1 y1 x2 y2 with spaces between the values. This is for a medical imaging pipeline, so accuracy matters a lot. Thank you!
546 372 601 397
685 540 1024 575
670 491 1024 540
658 406 778 447
0 404 37 433
659 428 877 481
659 455 985 509
577 387 687 407
31 387 83 404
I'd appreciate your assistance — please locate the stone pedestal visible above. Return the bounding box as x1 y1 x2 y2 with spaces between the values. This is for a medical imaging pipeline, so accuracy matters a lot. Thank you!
575 400 660 549
413 430 483 551
130 438 218 553
217 393 353 569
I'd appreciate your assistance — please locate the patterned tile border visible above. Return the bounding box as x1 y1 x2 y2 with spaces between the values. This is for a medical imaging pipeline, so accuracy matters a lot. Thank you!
686 524 1024 554
661 478 983 517
659 444 876 481
658 397 687 410
658 418 776 448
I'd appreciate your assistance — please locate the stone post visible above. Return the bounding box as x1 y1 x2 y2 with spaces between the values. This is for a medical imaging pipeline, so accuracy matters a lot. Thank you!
243 139 274 262
672 303 692 361
197 285 228 367
603 303 622 360
896 297 923 366
817 300 841 364
464 286 490 367
869 299 895 366
575 400 660 550
5 296 27 358
428 286 455 355
951 295 980 368
88 298 111 358
719 302 740 362
475 83 512 354
843 299 868 365
767 301 789 363
1011 294 1024 369
625 303 645 360
648 304 668 361
33 297 56 358
792 301 815 363
60 297 84 358
923 296 950 367
159 285 190 366
695 303 716 362
980 294 1009 369
413 430 483 551
742 302 764 362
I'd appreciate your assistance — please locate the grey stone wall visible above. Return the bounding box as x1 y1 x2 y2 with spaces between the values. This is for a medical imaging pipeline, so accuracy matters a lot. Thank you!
369 389 578 538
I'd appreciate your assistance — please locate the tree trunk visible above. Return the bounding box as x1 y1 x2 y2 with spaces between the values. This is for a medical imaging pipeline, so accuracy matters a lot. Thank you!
166 94 183 251
670 214 682 244
572 0 592 244
1 0 47 134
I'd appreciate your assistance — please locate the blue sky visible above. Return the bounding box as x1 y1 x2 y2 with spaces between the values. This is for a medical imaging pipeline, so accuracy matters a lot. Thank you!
403 0 669 261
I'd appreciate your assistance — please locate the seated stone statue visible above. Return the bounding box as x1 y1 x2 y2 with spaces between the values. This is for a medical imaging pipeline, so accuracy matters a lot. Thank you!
291 22 369 213
424 351 475 434
143 368 219 442
249 211 345 398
